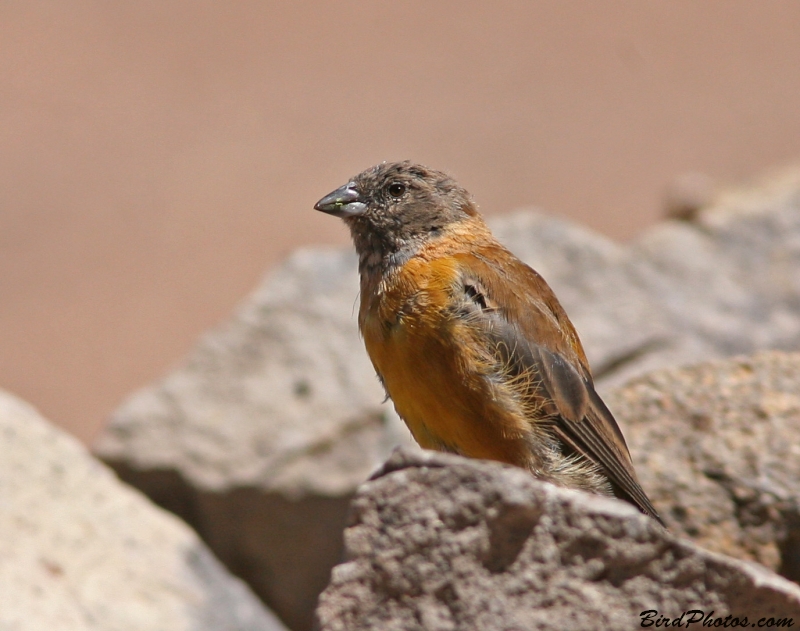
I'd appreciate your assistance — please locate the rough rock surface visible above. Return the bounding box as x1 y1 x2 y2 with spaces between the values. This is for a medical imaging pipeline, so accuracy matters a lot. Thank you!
0 389 286 631
316 448 800 631
94 166 800 629
95 248 414 631
492 165 800 390
611 351 800 582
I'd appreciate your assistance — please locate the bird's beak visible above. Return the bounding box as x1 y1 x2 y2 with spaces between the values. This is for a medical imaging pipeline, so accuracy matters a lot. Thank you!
314 182 368 218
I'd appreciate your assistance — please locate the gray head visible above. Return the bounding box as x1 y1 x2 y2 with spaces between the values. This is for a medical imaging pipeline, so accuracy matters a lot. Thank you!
314 161 477 268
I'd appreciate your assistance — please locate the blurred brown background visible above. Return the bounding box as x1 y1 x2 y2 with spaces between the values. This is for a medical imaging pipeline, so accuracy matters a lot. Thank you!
2 1 800 443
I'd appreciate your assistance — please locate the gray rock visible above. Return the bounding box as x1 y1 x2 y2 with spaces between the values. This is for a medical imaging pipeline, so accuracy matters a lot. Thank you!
96 247 415 631
493 165 800 390
662 171 717 221
98 247 411 495
316 448 800 631
0 390 286 631
610 350 800 581
95 165 800 628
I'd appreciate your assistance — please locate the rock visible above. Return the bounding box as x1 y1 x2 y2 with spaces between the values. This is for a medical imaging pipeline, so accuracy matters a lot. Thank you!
95 165 800 628
662 171 716 221
610 350 800 582
95 247 415 631
494 165 800 390
316 448 800 631
620 168 800 390
0 390 287 631
97 247 410 495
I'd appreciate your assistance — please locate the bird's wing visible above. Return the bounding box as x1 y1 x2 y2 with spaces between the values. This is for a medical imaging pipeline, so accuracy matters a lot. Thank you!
451 248 663 524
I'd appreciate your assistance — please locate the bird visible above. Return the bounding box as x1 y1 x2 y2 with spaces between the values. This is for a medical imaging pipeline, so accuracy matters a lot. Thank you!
314 161 663 525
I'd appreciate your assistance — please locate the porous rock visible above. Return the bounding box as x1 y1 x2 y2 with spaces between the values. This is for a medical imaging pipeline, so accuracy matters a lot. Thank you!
316 448 800 631
612 350 800 582
95 247 415 631
95 165 800 628
0 389 286 631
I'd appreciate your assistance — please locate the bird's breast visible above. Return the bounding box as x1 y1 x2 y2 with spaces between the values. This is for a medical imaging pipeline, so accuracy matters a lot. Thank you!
359 257 531 464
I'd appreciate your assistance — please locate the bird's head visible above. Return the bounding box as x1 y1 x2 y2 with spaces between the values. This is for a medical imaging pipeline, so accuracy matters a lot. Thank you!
314 161 478 267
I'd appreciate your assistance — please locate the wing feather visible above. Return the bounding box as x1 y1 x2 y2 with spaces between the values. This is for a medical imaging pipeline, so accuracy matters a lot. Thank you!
452 249 664 525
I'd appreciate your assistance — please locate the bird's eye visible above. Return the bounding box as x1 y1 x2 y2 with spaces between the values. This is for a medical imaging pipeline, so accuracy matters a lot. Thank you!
388 183 406 199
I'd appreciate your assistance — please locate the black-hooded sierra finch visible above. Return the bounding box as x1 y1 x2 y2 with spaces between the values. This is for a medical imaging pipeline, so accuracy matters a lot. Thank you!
315 161 662 525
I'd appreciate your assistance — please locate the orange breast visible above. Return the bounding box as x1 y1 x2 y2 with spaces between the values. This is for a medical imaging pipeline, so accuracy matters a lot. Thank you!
360 257 531 466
